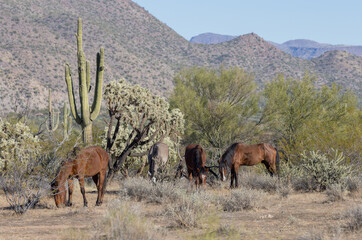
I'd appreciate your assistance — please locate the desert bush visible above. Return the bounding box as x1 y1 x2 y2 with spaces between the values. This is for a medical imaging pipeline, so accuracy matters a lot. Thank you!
341 205 362 232
345 176 362 194
94 199 160 240
0 119 50 214
238 170 279 193
219 187 266 212
165 194 207 229
326 184 345 202
297 230 324 240
121 177 184 204
292 151 353 191
277 182 292 199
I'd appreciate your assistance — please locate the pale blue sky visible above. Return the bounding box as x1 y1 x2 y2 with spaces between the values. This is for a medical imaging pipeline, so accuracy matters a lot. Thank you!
132 0 362 45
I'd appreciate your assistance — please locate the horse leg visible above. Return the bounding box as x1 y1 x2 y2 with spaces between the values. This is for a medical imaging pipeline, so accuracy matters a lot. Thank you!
92 173 101 206
98 171 107 205
66 178 73 207
234 165 239 188
78 177 88 207
262 161 274 176
230 166 235 188
95 172 106 206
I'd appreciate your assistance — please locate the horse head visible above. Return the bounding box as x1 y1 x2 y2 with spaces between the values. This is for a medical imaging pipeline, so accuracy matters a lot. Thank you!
51 178 66 208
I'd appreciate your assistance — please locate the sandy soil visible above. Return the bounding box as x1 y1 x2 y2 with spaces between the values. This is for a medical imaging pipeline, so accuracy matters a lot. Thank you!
0 181 361 240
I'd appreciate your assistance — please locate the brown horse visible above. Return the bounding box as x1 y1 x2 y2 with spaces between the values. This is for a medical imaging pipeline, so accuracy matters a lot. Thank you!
51 146 109 207
185 144 208 187
218 143 279 188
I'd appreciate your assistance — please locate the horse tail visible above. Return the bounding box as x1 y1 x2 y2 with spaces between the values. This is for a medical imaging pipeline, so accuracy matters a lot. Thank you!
275 148 280 174
194 147 202 176
148 144 157 179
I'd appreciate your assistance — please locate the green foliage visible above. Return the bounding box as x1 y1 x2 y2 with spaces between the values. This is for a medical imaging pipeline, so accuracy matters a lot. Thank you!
292 151 353 191
0 118 40 171
0 118 54 214
262 74 361 164
169 66 259 156
103 79 184 179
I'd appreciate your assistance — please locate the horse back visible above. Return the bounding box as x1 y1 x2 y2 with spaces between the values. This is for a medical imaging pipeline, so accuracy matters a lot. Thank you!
75 146 109 177
185 144 206 171
148 142 169 166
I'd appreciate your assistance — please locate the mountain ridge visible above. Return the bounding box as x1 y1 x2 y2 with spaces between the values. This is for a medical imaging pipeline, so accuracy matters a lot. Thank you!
0 0 361 113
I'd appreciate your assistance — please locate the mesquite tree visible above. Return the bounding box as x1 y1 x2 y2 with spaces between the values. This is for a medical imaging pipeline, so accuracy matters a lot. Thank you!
103 80 184 181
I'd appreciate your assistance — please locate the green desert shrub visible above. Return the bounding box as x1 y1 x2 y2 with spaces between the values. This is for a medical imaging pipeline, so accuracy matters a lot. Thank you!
292 151 353 191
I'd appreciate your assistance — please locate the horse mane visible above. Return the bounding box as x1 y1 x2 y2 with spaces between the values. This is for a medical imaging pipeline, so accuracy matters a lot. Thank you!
221 143 238 167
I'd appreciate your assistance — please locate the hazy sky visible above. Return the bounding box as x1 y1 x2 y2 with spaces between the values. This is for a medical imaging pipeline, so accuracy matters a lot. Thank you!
132 0 362 45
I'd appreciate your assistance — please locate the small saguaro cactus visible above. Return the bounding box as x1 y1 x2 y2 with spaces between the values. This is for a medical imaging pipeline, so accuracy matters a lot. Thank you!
46 89 59 132
65 18 104 144
62 102 72 139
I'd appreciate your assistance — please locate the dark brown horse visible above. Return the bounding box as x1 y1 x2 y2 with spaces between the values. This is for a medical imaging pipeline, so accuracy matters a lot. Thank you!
218 143 279 188
51 146 109 207
185 144 208 187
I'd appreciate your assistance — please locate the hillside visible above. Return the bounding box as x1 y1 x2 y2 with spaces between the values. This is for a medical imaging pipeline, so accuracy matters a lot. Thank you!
0 0 361 113
190 32 238 44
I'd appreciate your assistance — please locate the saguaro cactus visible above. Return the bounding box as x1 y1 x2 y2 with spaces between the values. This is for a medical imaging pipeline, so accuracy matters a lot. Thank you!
46 89 59 132
65 18 104 144
62 102 72 139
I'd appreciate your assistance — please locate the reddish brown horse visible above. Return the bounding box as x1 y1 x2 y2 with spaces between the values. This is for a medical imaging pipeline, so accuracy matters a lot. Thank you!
185 144 208 187
218 143 279 188
51 146 109 207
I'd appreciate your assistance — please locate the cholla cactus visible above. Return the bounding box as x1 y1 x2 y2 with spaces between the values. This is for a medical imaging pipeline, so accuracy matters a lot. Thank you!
46 89 59 132
103 80 184 180
0 118 40 172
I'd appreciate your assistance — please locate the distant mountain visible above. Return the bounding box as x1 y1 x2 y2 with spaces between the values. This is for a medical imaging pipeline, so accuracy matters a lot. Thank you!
0 0 361 113
190 33 238 44
191 33 362 59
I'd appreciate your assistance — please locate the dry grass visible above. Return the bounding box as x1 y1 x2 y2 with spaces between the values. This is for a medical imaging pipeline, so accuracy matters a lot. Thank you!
218 187 266 212
0 176 361 239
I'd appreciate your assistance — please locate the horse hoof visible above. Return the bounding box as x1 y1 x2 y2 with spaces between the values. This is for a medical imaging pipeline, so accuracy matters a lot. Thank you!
96 202 102 206
66 203 73 207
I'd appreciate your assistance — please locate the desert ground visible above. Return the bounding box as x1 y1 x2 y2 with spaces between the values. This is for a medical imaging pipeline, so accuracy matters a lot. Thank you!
0 178 361 240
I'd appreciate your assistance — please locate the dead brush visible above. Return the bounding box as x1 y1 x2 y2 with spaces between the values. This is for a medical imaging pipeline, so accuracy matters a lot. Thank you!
165 194 208 229
93 199 160 240
218 187 266 212
238 171 279 193
120 177 184 204
325 184 345 202
340 205 362 232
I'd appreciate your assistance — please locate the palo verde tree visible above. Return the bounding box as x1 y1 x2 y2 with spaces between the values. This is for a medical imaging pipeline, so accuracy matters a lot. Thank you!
103 80 184 181
65 18 104 144
169 66 259 156
261 74 361 165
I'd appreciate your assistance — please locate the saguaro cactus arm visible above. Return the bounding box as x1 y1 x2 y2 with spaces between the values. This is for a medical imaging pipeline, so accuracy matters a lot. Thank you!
65 64 82 124
91 47 104 121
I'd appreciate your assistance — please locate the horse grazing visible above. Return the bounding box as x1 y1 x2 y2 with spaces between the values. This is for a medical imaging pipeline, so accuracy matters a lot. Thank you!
185 144 208 187
218 143 279 188
148 142 169 182
51 146 109 207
